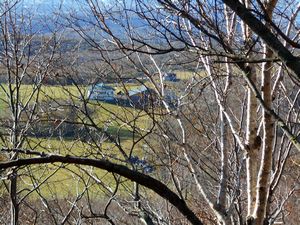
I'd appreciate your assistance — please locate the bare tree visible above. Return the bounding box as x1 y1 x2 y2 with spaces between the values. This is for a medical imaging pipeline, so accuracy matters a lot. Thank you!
1 0 300 225
0 1 64 224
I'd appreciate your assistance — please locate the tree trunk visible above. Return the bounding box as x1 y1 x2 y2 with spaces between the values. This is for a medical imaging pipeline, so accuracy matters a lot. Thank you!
253 45 274 225
245 65 259 218
241 1 260 218
10 171 18 225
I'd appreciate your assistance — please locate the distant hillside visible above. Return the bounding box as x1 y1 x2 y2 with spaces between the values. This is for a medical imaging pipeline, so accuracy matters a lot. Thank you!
16 0 146 38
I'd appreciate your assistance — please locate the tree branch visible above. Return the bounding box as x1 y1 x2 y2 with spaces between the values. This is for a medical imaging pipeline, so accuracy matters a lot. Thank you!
222 0 300 79
0 154 203 225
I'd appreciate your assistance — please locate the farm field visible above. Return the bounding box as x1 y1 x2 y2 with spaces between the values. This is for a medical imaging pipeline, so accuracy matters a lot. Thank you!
0 83 155 198
0 83 152 127
173 69 206 80
0 76 183 199
11 137 142 199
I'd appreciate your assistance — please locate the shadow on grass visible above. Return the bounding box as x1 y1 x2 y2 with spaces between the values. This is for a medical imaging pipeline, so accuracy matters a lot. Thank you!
106 126 140 140
26 122 139 143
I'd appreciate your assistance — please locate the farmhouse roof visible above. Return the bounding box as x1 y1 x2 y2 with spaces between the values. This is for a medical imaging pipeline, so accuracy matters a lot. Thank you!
164 72 176 77
128 86 148 96
90 83 115 90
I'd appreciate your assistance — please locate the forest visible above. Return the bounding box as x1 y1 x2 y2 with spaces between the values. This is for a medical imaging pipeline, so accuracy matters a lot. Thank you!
0 0 300 225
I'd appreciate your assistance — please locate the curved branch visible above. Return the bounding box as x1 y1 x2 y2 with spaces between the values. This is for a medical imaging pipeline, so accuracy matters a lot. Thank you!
0 154 203 225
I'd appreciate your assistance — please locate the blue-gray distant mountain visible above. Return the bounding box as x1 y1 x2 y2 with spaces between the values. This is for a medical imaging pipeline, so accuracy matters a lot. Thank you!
21 0 82 13
17 0 175 44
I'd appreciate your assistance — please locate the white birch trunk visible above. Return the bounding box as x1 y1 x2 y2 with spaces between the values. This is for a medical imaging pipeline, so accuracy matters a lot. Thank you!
241 0 260 218
253 2 277 223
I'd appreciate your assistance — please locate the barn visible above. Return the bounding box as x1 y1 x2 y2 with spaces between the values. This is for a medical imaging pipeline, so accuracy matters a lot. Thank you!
87 83 115 101
128 86 154 108
163 73 179 82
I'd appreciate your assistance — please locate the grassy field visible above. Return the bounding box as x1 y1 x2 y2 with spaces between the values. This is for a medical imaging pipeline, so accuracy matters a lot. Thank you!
0 83 153 198
0 75 186 200
0 83 151 153
174 69 207 80
16 137 138 200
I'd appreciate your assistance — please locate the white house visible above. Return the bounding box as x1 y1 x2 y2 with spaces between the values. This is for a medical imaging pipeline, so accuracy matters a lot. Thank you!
87 83 115 101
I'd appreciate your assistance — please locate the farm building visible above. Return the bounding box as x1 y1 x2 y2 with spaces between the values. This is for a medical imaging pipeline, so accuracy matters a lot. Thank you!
87 83 115 101
163 73 179 82
128 86 156 107
115 86 155 109
116 86 177 109
128 85 148 97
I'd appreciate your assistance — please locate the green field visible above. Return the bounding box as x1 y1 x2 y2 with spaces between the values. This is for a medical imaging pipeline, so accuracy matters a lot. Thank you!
174 69 207 80
0 83 154 198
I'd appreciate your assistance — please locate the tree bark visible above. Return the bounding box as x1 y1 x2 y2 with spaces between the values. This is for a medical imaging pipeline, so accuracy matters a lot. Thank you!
10 171 18 225
241 0 260 219
251 2 276 224
245 65 259 219
253 44 274 225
